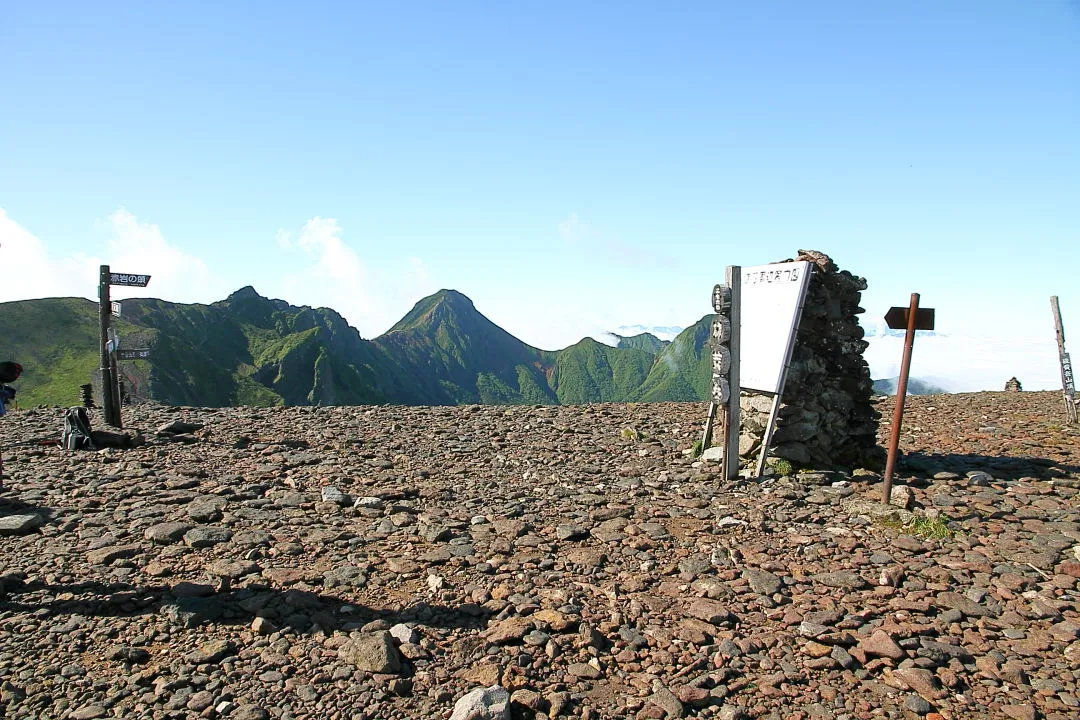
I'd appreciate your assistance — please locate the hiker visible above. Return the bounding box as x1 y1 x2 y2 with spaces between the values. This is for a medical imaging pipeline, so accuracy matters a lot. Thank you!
0 361 21 417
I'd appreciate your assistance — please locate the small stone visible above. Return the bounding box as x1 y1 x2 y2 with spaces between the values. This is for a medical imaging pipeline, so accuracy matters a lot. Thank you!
338 632 401 674
484 616 532 644
687 599 731 625
903 694 933 715
745 568 783 596
859 630 905 660
810 571 868 589
567 662 601 679
0 513 45 535
184 639 236 664
69 706 108 719
86 544 141 566
231 706 270 720
145 522 194 544
450 685 511 720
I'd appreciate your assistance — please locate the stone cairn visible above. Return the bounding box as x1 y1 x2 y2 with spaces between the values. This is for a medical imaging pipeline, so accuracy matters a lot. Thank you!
1004 377 1023 392
739 250 884 469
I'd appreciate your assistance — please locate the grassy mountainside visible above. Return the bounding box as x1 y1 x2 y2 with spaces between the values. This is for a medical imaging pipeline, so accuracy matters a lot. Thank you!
1 288 722 408
549 338 655 404
374 290 557 404
615 332 669 355
630 316 714 402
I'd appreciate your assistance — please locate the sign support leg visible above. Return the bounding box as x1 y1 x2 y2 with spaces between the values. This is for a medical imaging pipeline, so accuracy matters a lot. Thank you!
755 393 782 478
882 293 920 503
701 401 717 451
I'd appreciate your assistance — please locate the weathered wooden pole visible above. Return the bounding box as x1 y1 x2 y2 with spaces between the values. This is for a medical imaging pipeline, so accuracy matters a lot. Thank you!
722 266 741 482
98 265 120 427
881 293 921 503
1051 296 1077 424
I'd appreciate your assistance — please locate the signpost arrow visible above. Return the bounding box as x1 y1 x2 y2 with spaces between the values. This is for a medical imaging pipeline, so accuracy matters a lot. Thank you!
881 294 936 504
118 349 151 361
109 272 151 287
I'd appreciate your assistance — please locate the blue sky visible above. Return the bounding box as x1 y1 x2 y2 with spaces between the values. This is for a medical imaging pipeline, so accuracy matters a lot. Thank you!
2 1 1078 391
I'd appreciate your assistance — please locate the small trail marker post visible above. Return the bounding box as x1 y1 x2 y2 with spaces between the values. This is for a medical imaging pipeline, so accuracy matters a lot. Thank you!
98 266 150 428
706 267 741 482
1051 296 1077 424
881 294 936 504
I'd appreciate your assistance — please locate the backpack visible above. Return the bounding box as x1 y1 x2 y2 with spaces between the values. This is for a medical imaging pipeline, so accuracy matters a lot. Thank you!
62 407 96 451
0 362 21 383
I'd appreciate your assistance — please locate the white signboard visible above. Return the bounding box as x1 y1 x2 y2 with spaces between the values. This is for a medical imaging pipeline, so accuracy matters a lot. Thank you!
739 260 812 394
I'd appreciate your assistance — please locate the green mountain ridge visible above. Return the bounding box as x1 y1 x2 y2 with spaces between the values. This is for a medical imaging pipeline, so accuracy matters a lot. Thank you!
2 288 721 408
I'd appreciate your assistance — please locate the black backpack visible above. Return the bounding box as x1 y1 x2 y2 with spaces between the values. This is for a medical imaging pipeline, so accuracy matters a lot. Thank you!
0 362 21 383
62 407 96 451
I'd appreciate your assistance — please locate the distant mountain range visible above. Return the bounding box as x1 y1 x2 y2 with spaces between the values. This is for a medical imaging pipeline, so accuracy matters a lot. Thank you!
1 288 715 408
872 377 949 396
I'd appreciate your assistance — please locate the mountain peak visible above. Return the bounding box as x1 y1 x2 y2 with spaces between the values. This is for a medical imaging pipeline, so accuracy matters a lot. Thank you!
386 289 477 334
226 286 264 302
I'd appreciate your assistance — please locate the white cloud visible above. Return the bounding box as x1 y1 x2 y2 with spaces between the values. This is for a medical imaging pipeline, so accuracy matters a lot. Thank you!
276 217 437 338
557 212 590 242
864 331 1061 392
0 209 89 301
101 209 225 303
1 207 221 305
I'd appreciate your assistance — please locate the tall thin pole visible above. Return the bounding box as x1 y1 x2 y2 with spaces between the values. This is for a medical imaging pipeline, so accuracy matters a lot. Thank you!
722 266 741 482
1051 296 1078 424
882 293 920 503
98 265 119 427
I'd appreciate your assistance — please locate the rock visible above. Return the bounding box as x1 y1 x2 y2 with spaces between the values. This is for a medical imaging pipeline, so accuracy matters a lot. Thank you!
567 662 601 679
321 486 349 505
182 526 232 548
184 639 236 664
449 686 511 720
337 632 401 674
687 599 731 625
0 513 44 535
859 630 905 660
745 568 783 596
890 485 915 509
903 694 933 715
484 616 532 644
890 668 948 700
145 522 194 544
158 419 204 434
86 544 141 565
810 571 868 589
935 591 998 618
648 686 685 718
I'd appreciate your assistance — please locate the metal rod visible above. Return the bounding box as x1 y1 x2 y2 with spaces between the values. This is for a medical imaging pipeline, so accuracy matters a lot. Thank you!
882 293 920 503
98 265 119 427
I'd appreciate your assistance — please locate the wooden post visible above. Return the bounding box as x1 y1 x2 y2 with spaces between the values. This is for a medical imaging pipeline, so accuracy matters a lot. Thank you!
882 293 920 502
1051 296 1078 424
722 266 741 482
98 265 120 427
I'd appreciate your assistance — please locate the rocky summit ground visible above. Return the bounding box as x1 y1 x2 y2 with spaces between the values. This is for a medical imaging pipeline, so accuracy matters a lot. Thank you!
0 391 1078 720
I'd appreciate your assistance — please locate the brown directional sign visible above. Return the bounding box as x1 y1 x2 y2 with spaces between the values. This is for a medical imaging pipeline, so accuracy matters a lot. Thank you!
110 272 151 287
885 306 935 331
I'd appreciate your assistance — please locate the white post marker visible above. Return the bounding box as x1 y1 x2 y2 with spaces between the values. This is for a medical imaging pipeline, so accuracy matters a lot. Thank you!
737 260 813 476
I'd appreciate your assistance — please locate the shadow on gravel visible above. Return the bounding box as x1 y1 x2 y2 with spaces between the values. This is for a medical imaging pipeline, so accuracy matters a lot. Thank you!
900 451 1079 481
0 577 491 633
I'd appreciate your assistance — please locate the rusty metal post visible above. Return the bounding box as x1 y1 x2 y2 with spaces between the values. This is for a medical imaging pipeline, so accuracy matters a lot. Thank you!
882 293 920 503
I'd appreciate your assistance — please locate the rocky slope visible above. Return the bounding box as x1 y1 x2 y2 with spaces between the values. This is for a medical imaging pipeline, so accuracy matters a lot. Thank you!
0 391 1078 719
